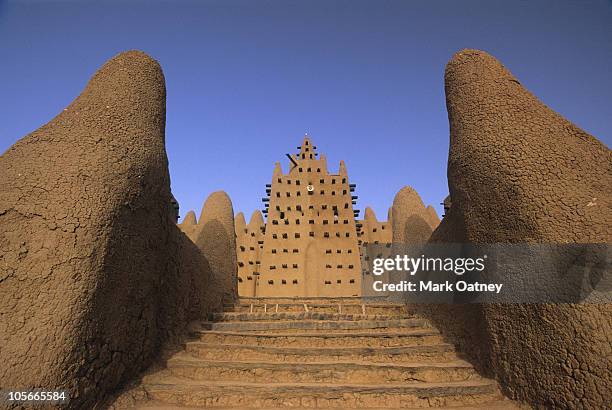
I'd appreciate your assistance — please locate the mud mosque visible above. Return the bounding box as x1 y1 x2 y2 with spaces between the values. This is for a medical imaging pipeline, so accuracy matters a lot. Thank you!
236 137 390 298
180 136 440 298
0 49 609 410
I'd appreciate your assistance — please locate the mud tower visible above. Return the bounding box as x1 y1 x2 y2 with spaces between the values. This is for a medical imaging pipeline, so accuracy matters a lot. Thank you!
356 207 394 296
236 210 265 297
238 136 365 297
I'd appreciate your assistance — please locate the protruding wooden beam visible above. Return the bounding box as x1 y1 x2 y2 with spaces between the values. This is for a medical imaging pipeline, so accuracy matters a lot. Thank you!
286 153 298 168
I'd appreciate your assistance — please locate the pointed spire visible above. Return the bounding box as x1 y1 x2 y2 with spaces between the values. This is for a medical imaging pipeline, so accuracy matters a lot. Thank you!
364 207 377 222
391 186 432 244
272 161 282 178
319 153 328 174
234 212 246 235
195 190 238 306
198 191 234 226
425 205 440 229
248 210 264 231
181 210 197 226
339 160 347 176
298 134 317 160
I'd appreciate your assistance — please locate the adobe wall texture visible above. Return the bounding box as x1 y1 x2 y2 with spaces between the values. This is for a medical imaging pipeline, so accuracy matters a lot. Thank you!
359 207 393 297
234 211 247 236
424 49 611 409
360 207 392 245
236 210 265 297
391 186 435 244
194 191 238 306
0 51 219 408
178 210 200 242
425 205 440 230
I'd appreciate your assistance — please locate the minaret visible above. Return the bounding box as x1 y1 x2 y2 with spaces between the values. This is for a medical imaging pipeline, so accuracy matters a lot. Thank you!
257 135 363 297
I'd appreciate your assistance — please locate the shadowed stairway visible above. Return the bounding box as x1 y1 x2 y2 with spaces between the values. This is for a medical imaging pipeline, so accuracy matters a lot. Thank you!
113 298 521 409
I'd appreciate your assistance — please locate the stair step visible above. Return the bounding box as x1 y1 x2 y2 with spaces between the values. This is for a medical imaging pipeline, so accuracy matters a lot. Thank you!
140 379 502 408
197 318 428 332
184 342 458 363
231 302 409 316
134 402 522 410
238 297 396 305
114 298 518 408
195 329 444 348
210 312 414 322
157 356 478 384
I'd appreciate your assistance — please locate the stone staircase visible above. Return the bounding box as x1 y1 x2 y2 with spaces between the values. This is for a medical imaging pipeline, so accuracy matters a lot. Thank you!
113 298 520 409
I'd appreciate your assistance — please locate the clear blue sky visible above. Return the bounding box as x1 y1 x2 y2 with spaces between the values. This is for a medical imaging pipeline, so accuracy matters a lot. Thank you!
1 0 610 222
